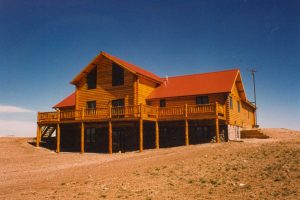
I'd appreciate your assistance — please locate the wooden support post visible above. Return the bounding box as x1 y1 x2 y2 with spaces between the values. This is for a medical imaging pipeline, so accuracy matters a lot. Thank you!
215 102 220 143
139 118 143 152
216 118 220 143
36 124 41 147
81 122 84 153
139 104 143 152
185 119 189 146
56 123 60 153
185 104 189 146
108 121 112 154
155 120 159 149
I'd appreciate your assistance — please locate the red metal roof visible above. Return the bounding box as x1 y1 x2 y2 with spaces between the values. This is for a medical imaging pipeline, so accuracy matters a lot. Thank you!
53 92 75 108
147 69 240 99
101 52 162 83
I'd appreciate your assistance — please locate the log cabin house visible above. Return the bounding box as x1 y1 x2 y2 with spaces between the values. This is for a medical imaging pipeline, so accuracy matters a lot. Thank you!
36 52 256 153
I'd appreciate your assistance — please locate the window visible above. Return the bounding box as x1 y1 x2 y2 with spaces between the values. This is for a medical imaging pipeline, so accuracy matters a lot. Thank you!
112 63 124 86
112 99 125 107
237 101 241 113
160 99 166 107
196 96 209 105
87 66 97 89
86 101 96 109
229 96 233 109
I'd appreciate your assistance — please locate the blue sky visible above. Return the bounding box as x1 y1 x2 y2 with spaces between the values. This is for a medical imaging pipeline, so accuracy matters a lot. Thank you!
0 0 299 136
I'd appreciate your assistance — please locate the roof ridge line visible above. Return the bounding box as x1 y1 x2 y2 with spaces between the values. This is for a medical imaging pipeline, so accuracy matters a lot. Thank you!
165 68 240 79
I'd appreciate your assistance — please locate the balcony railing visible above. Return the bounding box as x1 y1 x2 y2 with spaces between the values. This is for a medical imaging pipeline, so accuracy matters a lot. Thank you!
38 103 225 123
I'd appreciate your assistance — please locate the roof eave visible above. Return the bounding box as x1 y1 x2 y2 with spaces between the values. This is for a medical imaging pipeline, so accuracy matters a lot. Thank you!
146 91 230 100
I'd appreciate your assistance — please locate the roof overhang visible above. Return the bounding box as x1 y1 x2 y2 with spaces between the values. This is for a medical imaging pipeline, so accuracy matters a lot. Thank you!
70 52 162 85
231 70 247 101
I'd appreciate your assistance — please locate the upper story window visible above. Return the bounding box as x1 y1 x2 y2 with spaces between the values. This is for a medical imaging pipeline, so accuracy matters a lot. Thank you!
112 63 124 86
229 96 233 109
86 101 96 109
196 96 209 105
237 100 241 112
160 99 166 107
112 99 125 107
87 66 97 89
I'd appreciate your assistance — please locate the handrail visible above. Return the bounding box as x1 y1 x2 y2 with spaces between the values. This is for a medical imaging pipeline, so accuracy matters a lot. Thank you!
38 103 226 122
187 104 215 114
60 110 76 120
38 111 58 122
158 105 185 117
84 108 108 119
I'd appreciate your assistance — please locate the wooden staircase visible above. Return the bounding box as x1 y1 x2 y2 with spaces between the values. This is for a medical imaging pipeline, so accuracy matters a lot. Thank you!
41 126 56 142
241 129 269 139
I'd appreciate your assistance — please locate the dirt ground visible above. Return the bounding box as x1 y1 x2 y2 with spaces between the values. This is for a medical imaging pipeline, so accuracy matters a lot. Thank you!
0 128 299 200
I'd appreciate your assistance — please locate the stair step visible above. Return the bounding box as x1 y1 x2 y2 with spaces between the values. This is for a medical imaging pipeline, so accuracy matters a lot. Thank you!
241 129 269 139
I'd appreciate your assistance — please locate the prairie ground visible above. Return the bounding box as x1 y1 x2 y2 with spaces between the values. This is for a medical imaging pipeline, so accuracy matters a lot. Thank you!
0 128 299 200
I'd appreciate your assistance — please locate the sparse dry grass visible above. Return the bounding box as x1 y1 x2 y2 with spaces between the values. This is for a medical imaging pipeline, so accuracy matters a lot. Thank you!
0 128 299 199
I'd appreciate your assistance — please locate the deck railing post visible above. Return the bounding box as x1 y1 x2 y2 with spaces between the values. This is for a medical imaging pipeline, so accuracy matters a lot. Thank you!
108 105 112 119
139 104 142 118
57 110 60 122
185 104 188 118
82 108 85 120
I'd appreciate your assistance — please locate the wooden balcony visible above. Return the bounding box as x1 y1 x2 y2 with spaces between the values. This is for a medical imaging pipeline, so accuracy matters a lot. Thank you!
38 103 226 124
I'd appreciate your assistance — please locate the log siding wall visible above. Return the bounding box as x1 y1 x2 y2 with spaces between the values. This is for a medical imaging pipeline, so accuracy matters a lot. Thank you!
138 78 158 105
77 56 136 110
147 93 226 107
227 83 255 128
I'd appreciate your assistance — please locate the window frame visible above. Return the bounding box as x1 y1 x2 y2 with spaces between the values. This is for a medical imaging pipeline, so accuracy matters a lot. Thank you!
112 99 125 107
159 99 166 107
87 66 97 90
196 96 209 105
86 100 96 109
112 63 124 86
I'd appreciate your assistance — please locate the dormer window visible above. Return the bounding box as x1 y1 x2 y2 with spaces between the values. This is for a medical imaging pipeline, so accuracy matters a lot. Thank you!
87 66 97 89
112 63 124 86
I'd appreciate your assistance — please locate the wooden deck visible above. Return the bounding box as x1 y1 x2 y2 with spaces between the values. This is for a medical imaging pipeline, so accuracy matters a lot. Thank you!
36 103 225 154
38 103 225 124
